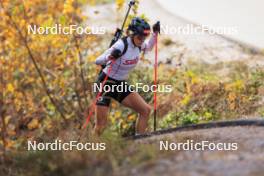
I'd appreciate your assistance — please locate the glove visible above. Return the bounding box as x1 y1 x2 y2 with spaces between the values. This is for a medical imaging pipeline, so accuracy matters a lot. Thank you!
152 21 160 34
109 49 122 60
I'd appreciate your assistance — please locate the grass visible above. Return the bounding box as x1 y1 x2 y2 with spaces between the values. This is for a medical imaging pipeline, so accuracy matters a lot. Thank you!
1 129 160 176
1 60 264 176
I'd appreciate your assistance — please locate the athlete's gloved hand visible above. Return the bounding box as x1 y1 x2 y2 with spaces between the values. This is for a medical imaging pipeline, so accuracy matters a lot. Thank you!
153 21 160 34
109 49 122 60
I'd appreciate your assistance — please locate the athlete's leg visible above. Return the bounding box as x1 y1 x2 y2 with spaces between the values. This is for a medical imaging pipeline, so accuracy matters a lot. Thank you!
93 71 113 135
94 105 109 135
121 92 152 134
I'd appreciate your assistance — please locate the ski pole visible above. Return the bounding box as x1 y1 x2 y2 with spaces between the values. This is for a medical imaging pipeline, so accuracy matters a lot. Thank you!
154 34 158 131
82 60 115 129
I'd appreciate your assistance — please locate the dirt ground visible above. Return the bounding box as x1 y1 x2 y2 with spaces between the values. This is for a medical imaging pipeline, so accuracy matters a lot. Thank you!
125 126 264 176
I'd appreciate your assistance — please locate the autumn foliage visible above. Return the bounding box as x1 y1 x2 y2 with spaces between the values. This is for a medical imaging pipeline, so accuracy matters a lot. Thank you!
0 0 104 152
